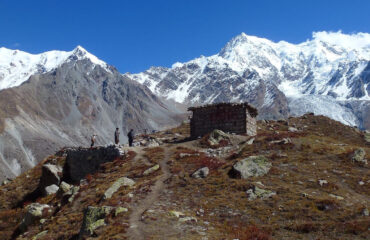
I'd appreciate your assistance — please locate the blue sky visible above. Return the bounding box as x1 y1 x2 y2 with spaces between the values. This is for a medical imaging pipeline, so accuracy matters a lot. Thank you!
1 0 370 73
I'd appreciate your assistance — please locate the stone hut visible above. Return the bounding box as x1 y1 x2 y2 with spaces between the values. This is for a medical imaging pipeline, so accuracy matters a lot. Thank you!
188 102 258 138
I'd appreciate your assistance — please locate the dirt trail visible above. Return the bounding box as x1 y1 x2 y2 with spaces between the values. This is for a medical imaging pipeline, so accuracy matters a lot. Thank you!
127 146 172 240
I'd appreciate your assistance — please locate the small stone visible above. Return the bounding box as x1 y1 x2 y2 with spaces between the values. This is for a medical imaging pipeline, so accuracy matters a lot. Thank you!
363 208 369 216
31 230 48 240
59 181 72 194
318 179 328 186
246 186 276 200
359 181 365 185
45 184 59 195
168 210 185 218
179 216 197 223
114 207 128 216
288 127 298 132
143 164 160 176
246 138 255 145
329 194 344 200
103 177 135 200
191 167 209 179
351 148 367 165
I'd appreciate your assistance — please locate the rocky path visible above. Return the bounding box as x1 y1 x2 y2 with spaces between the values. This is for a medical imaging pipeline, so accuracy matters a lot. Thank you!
127 146 172 240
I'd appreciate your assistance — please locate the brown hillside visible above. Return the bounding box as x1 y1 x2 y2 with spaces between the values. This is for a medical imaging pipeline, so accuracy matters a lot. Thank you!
0 114 369 240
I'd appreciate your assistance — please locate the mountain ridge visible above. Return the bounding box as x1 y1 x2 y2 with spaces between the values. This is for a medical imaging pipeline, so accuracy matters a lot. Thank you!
125 31 370 129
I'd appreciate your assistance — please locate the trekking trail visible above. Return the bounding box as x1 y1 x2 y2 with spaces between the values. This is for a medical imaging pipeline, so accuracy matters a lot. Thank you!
127 145 172 240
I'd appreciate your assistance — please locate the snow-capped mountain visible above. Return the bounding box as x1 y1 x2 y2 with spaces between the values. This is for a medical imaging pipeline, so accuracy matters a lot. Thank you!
126 31 370 129
0 47 182 181
0 46 110 90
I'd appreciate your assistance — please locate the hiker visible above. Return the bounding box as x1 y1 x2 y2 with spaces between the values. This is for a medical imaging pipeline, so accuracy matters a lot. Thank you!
90 134 97 147
114 128 120 145
127 129 134 147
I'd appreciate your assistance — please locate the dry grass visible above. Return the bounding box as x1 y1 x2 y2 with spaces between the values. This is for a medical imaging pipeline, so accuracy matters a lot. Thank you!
0 115 369 239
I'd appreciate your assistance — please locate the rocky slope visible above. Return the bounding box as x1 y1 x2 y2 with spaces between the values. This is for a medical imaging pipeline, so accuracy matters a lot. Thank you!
0 115 369 239
0 48 183 182
126 31 370 129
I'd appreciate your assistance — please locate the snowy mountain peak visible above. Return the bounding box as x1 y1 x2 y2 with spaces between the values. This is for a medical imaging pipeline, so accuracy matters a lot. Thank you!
126 31 370 129
0 46 110 90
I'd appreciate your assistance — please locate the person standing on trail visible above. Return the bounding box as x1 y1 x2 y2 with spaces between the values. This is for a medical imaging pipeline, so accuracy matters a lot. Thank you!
114 128 120 145
127 129 134 147
90 134 97 147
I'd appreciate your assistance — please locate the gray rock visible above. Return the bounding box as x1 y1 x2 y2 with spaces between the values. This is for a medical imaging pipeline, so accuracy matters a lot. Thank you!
351 148 367 165
79 206 114 238
45 184 59 195
103 177 135 200
246 137 255 145
143 164 160 176
19 203 50 233
288 127 298 132
246 186 276 200
229 155 271 179
38 164 63 195
58 181 72 194
31 230 48 240
191 167 209 179
207 129 230 146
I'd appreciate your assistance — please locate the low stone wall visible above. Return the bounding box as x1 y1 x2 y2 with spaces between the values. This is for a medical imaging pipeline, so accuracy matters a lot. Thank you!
62 146 121 183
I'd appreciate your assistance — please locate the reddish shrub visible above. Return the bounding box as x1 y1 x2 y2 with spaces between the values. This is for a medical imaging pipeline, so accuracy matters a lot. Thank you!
234 225 271 240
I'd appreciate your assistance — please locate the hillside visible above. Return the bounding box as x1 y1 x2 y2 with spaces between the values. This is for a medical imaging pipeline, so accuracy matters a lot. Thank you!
0 50 183 182
0 114 369 240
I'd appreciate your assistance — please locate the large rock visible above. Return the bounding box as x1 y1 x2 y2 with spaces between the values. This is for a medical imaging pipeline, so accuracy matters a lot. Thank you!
229 156 271 179
103 177 135 200
351 148 367 165
63 146 121 183
19 203 50 233
191 167 209 179
207 130 230 146
38 164 63 195
79 206 114 238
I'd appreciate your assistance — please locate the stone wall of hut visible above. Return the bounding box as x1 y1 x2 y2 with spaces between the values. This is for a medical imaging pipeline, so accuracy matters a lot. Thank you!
190 104 256 138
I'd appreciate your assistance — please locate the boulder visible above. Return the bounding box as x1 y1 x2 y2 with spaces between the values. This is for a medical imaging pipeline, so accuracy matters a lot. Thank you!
38 164 62 195
246 186 276 200
45 184 59 195
351 148 367 165
229 156 271 179
191 167 209 179
207 129 230 146
19 203 50 232
79 206 114 238
143 164 160 176
103 177 135 200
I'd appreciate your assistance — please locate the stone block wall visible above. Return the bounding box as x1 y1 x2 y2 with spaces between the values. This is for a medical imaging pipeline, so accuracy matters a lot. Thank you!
190 104 256 138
